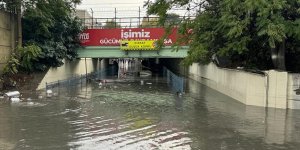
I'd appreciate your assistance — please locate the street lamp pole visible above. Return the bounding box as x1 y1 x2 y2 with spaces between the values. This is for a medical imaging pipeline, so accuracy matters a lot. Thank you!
90 8 94 28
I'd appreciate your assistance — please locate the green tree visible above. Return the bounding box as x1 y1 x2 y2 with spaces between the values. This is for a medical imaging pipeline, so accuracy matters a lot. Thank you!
3 53 19 76
147 0 300 71
2 53 20 87
18 44 42 72
22 0 84 71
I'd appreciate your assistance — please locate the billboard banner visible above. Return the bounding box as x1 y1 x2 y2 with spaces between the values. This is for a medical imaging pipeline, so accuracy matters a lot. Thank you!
79 28 177 46
120 40 158 50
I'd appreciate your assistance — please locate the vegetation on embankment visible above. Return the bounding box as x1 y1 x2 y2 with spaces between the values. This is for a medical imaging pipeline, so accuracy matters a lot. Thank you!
146 0 300 72
0 0 83 89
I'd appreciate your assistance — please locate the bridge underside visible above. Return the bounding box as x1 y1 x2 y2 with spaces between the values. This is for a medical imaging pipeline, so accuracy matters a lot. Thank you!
76 46 188 58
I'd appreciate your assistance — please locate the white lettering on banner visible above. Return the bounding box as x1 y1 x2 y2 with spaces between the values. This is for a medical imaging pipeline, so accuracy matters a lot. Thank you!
164 39 172 44
148 39 173 44
99 38 172 45
79 33 89 40
121 29 150 39
99 38 120 44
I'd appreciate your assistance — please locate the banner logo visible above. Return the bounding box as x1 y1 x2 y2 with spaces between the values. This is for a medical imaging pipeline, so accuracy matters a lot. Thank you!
121 29 150 39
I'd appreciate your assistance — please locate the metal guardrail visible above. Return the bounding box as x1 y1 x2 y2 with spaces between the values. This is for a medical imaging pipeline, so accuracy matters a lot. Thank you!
81 16 195 29
45 67 116 90
79 7 195 29
163 67 185 93
45 74 88 90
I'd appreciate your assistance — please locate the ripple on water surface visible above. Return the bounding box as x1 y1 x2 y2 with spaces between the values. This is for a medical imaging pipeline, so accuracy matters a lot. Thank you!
2 78 300 149
63 82 192 150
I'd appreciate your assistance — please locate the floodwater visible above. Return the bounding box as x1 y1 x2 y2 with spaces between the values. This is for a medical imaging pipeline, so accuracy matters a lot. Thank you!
1 60 300 150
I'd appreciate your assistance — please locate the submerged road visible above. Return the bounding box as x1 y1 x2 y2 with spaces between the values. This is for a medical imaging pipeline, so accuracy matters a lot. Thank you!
0 59 300 149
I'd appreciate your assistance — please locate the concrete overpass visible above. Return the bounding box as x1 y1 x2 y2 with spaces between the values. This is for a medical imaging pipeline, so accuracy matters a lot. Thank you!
76 46 188 58
76 28 188 59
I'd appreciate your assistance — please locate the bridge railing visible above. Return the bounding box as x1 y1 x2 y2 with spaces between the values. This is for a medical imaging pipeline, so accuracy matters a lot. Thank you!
79 7 195 29
45 74 88 90
45 67 116 90
81 16 194 29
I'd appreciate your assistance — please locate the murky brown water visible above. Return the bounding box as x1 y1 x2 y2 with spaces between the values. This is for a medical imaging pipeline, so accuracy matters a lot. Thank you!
1 60 300 150
1 77 300 150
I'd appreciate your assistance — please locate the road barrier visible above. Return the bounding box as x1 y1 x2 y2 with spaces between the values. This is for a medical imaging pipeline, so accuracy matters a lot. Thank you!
163 67 185 94
45 67 116 90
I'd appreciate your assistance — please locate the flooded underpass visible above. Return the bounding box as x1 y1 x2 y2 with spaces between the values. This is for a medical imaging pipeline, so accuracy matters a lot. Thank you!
1 59 300 150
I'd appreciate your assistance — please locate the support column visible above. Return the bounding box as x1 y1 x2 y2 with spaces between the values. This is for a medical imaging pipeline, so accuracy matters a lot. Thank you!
267 70 288 109
17 7 22 47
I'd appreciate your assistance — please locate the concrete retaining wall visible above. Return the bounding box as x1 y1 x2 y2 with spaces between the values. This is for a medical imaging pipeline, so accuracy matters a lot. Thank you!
36 59 103 90
287 74 300 109
0 10 17 73
188 63 297 109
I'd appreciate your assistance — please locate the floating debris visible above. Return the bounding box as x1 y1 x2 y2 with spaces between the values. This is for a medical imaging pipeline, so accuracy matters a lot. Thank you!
4 91 21 102
11 97 20 103
176 91 183 97
4 91 20 98
46 89 53 97
53 92 58 96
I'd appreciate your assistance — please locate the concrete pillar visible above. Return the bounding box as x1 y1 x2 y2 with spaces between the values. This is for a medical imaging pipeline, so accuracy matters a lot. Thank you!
155 58 159 64
99 59 109 79
0 11 17 74
91 58 99 70
267 70 288 109
17 7 22 47
101 59 109 67
10 12 16 52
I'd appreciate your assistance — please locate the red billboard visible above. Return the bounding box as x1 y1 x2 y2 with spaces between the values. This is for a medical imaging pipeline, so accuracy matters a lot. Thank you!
79 28 178 46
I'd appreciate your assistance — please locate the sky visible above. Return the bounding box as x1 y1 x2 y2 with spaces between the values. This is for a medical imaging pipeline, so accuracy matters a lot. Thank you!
76 0 148 18
76 0 189 18
77 0 146 9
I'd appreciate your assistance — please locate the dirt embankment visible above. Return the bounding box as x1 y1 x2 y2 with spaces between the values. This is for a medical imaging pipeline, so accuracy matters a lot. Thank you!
0 72 46 95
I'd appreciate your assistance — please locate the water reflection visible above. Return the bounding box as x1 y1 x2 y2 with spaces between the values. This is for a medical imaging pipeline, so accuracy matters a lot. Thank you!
64 82 192 150
0 59 300 149
187 79 300 149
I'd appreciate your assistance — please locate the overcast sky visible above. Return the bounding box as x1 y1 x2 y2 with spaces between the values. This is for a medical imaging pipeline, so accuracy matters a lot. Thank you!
76 0 188 18
77 0 146 9
77 0 147 18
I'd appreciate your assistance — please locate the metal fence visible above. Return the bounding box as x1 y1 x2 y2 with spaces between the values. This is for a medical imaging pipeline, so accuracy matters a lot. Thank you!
163 67 185 93
79 7 195 29
45 67 117 90
45 74 88 90
81 16 193 29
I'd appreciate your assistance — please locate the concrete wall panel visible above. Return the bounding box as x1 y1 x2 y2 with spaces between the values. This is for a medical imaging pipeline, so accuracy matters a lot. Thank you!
0 29 11 46
0 11 10 29
188 63 290 109
0 10 17 73
287 74 300 109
